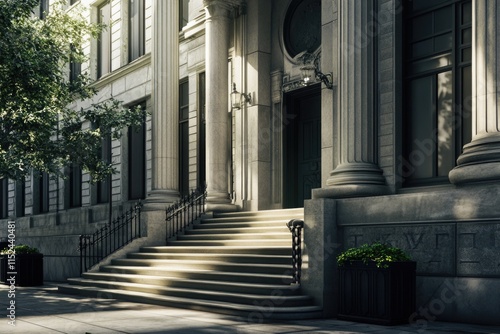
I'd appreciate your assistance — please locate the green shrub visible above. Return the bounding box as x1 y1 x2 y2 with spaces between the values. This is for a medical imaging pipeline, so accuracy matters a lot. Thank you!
0 244 40 255
337 242 411 268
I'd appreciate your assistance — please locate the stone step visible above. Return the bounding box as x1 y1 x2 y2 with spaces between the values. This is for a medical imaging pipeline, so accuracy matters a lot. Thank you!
189 225 288 234
109 258 291 275
193 219 291 229
76 272 299 295
127 252 291 265
65 278 311 307
177 232 290 241
98 265 294 285
166 239 292 247
58 208 318 320
58 284 323 320
139 245 291 255
213 208 304 219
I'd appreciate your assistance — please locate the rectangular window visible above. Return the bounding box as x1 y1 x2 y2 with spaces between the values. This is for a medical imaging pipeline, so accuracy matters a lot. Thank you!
198 73 206 190
128 104 146 200
97 135 111 203
69 44 81 84
16 180 25 218
98 1 111 78
0 178 8 219
403 0 471 186
179 80 189 196
34 0 49 19
69 163 82 207
129 0 145 62
39 172 49 213
180 0 189 31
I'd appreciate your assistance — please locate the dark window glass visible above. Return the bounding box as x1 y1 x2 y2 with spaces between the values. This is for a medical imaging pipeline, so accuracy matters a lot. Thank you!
69 44 81 84
34 0 49 19
70 163 82 207
179 81 189 196
39 172 49 213
98 1 111 78
129 104 146 200
403 0 472 186
180 0 189 30
16 180 25 218
97 135 111 203
129 0 145 62
198 73 206 190
0 178 8 219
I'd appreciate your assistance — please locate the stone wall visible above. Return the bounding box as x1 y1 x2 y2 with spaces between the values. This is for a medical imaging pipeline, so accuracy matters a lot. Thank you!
303 183 500 325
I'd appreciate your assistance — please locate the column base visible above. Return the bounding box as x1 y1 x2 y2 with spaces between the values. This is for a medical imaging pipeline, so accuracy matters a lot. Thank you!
450 134 500 185
319 162 389 198
313 184 390 199
206 191 237 213
449 161 500 185
143 189 180 211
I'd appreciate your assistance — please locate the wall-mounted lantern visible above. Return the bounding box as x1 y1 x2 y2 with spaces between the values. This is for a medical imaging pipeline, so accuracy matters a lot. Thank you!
230 83 252 110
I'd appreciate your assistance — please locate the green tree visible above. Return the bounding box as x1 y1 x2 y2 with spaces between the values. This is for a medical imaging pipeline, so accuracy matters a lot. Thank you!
0 0 145 182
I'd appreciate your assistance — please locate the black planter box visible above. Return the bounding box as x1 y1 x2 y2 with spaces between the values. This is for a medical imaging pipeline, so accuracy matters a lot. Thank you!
0 253 44 286
338 261 416 325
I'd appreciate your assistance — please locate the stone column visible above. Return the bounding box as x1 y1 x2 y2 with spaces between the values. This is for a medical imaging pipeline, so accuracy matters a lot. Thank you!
449 0 500 184
203 0 240 211
315 0 388 198
146 0 179 209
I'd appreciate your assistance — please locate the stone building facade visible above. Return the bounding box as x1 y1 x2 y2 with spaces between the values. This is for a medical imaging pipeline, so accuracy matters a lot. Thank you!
1 0 499 325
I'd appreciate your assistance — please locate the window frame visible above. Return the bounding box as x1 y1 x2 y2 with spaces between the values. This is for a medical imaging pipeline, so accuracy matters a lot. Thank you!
402 0 472 187
128 103 146 200
97 1 112 78
129 0 145 63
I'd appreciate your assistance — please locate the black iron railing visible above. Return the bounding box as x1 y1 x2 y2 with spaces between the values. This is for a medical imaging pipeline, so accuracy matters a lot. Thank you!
166 186 207 241
287 219 304 284
79 202 142 275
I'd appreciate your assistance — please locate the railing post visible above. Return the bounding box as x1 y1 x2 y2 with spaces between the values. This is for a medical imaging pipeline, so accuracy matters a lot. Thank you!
286 219 304 284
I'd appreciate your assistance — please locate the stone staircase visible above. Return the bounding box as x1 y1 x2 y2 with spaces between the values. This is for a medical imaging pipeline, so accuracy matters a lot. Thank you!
58 208 322 320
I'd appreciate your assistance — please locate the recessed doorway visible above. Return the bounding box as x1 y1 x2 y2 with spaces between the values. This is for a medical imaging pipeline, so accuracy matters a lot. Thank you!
283 84 321 208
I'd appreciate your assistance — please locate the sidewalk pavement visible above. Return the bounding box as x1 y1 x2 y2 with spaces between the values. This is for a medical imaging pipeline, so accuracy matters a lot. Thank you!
1 283 499 334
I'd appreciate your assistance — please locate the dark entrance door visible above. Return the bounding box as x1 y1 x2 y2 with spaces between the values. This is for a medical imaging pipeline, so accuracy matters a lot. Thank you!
284 84 321 208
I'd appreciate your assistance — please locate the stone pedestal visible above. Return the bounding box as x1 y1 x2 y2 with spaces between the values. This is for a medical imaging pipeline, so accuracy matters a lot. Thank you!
315 0 388 199
449 0 500 184
146 0 180 210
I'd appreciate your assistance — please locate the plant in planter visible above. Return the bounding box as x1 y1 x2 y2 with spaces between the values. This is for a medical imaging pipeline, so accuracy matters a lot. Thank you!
0 244 44 286
337 242 416 325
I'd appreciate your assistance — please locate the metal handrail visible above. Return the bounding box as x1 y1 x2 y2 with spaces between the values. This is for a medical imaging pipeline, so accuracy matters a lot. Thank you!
79 202 142 275
165 185 207 241
287 218 304 284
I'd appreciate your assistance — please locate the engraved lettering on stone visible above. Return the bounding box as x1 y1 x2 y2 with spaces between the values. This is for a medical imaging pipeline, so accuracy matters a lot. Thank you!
459 232 476 248
405 233 424 249
435 233 449 249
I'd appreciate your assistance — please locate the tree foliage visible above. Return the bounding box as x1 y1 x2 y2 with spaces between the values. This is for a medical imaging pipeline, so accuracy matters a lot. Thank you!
0 0 146 182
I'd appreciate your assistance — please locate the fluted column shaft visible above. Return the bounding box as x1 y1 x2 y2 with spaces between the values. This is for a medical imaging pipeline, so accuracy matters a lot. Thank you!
148 0 179 206
204 0 238 209
323 0 388 197
449 0 500 184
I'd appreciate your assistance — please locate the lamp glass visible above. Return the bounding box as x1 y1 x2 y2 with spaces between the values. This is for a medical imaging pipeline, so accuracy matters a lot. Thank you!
300 64 316 85
231 84 241 109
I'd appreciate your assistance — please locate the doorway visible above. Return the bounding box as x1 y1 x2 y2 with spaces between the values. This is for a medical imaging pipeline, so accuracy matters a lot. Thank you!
283 84 321 208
